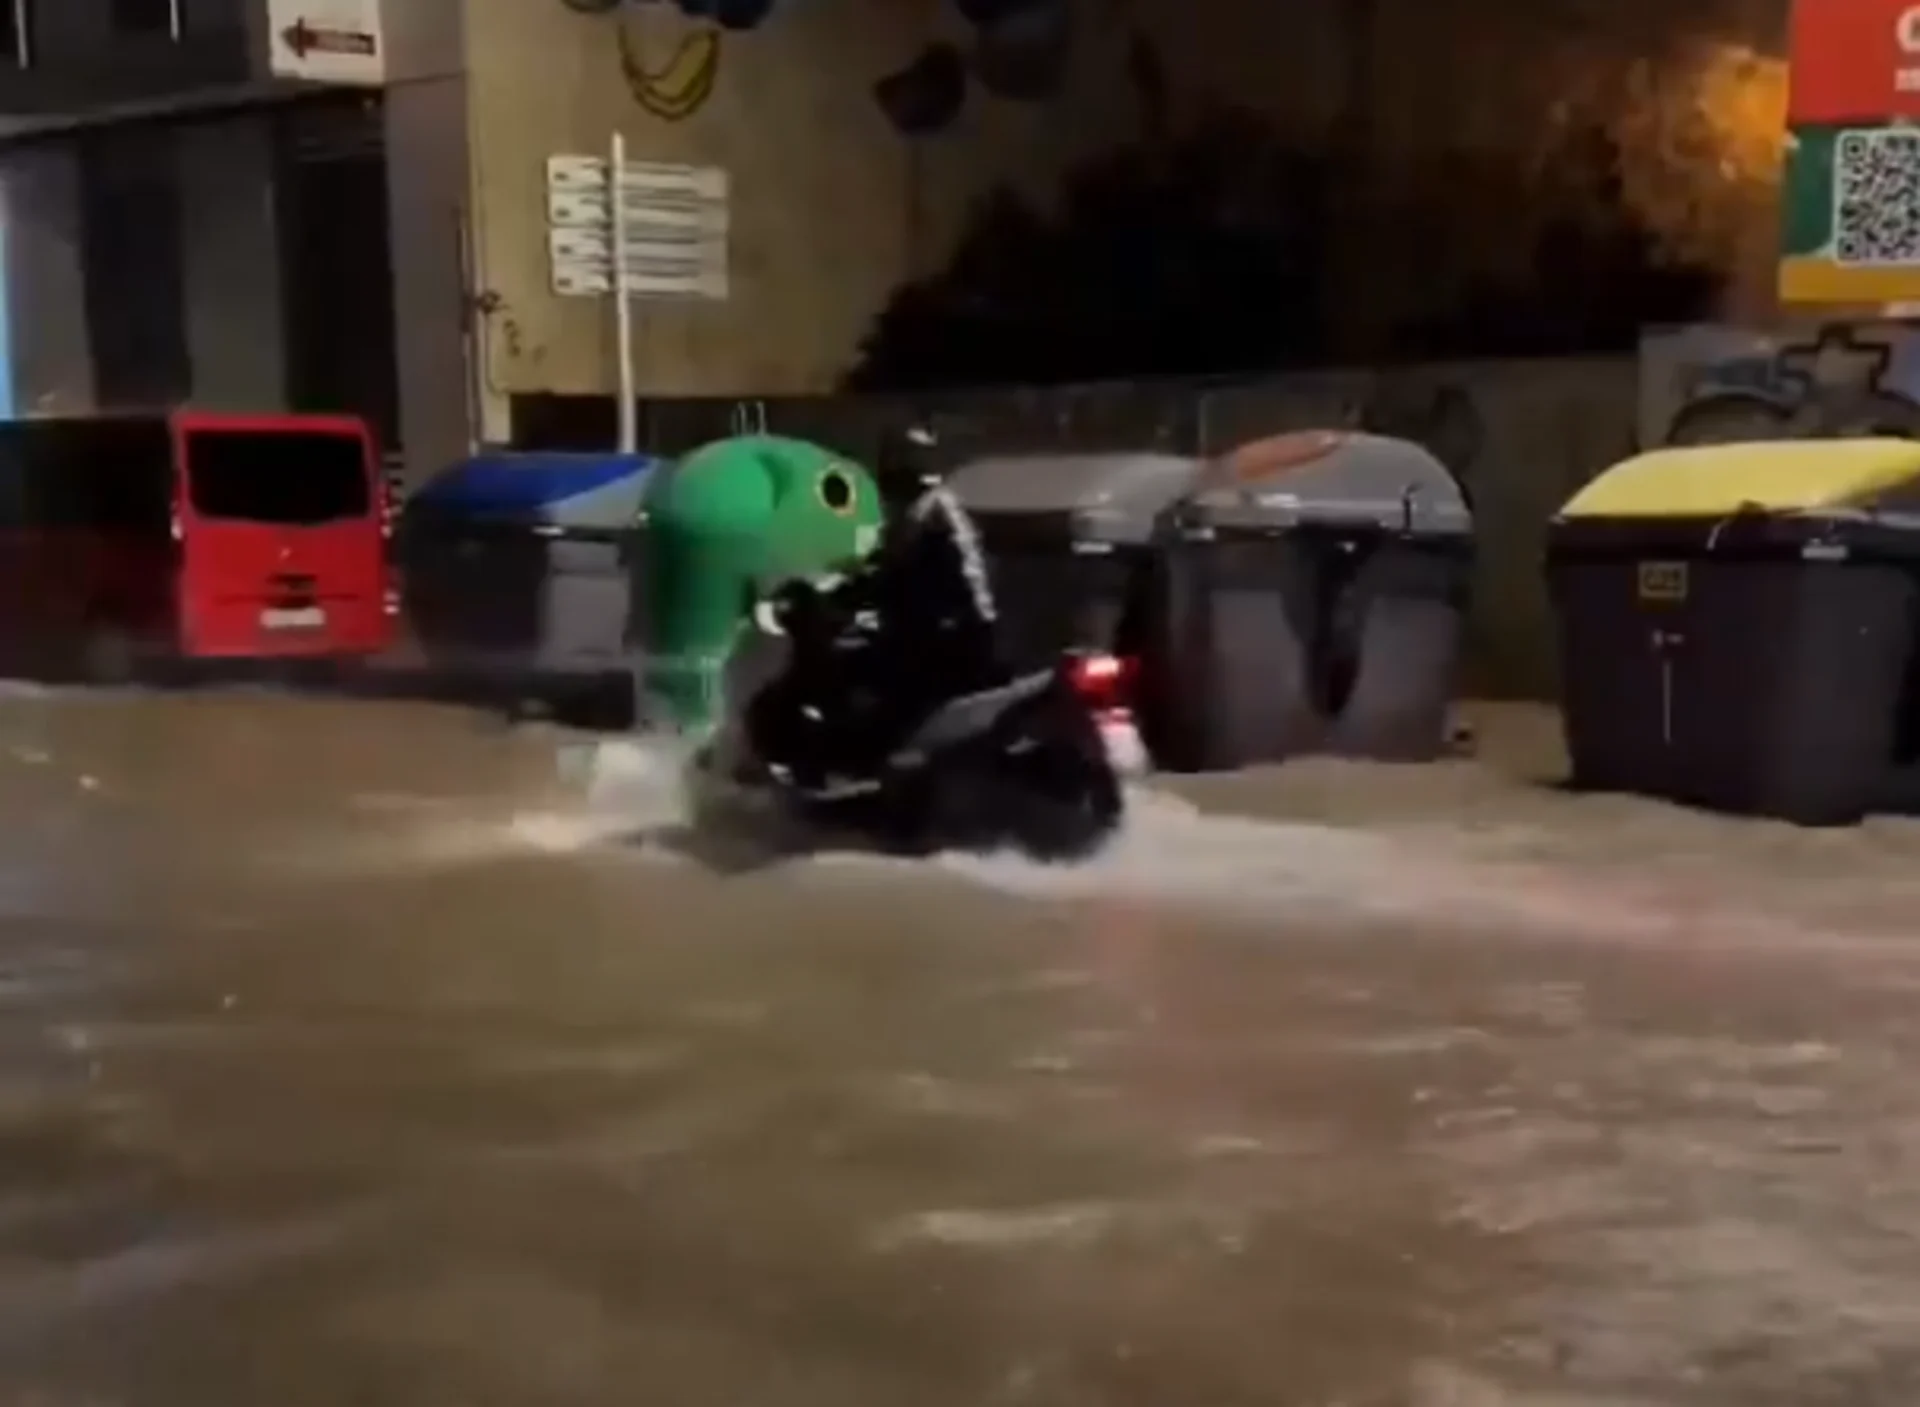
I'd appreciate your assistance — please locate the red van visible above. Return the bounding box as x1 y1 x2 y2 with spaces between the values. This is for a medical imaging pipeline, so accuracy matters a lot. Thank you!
0 411 394 682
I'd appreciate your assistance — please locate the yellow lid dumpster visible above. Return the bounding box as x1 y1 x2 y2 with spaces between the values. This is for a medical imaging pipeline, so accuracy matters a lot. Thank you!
1546 437 1920 826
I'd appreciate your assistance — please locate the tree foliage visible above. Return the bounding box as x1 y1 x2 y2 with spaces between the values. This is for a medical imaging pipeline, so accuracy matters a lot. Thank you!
846 107 1724 390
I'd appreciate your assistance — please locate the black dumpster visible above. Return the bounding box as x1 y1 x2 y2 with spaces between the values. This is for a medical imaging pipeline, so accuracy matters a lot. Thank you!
940 453 1206 669
397 452 658 721
1140 430 1473 770
1548 438 1920 826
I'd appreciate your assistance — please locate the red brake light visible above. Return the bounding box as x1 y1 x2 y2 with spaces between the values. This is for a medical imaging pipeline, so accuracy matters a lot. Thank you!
1069 652 1134 709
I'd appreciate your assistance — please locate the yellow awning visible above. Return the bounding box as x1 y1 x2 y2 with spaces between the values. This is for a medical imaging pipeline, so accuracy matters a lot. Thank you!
1559 439 1920 520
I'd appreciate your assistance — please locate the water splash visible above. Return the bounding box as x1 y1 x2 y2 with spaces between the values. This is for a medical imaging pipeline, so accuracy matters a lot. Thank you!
275 734 700 875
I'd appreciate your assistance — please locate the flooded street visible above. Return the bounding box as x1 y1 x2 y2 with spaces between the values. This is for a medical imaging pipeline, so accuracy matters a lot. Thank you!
1 693 1919 1404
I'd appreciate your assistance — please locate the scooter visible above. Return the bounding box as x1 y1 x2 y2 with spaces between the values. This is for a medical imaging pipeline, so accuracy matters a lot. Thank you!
701 550 1124 863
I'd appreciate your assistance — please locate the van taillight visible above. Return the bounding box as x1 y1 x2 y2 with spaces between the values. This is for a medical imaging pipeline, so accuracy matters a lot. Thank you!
168 509 182 543
1068 652 1135 711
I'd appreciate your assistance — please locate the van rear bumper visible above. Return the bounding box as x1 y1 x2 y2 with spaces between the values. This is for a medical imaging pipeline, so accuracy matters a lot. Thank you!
185 596 393 660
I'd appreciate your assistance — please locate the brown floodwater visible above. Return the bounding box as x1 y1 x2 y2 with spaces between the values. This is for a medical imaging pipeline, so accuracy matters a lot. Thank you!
0 689 1916 1405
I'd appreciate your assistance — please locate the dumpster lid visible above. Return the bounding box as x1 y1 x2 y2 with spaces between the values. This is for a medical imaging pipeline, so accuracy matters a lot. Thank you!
942 453 1204 543
407 452 659 530
644 435 885 592
1181 431 1470 535
1557 438 1920 521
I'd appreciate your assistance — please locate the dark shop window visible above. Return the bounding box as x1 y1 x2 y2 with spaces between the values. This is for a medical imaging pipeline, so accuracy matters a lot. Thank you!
110 0 173 35
0 0 28 66
79 134 192 408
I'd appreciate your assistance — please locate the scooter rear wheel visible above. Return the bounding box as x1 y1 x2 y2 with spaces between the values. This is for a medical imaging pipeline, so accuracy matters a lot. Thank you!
911 702 1122 862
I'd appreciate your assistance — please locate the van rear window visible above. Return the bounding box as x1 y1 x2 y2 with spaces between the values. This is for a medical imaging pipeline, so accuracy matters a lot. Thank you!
187 431 372 525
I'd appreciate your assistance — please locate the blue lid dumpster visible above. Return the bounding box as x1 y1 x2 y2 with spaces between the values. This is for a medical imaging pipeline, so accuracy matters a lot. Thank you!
397 452 657 722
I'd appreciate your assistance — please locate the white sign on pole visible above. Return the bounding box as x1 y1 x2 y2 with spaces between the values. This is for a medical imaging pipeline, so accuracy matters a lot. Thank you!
266 0 384 85
543 154 730 301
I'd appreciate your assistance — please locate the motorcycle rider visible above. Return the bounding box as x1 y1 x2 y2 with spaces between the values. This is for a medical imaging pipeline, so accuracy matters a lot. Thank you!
872 476 1002 700
747 447 1004 788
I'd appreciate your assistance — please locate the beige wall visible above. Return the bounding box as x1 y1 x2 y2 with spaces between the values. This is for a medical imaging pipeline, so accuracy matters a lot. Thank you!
462 0 924 430
455 0 1357 429
456 0 1785 430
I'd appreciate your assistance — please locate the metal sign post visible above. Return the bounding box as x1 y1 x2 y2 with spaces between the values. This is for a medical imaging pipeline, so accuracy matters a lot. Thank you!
544 147 730 456
610 131 637 454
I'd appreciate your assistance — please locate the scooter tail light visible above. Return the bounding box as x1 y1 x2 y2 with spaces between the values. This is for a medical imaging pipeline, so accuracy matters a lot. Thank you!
1068 652 1135 710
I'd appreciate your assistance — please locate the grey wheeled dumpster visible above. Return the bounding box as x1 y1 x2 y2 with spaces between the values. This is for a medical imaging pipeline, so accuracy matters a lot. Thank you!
940 452 1206 669
397 452 658 722
1140 430 1472 770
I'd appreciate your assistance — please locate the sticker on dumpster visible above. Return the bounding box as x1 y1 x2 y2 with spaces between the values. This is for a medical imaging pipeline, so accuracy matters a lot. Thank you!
1222 431 1347 481
1636 561 1689 602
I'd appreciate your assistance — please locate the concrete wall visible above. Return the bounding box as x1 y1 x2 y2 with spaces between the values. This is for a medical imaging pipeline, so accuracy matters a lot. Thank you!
0 108 292 416
0 0 254 118
0 141 91 413
381 0 471 487
0 85 471 492
460 0 928 434
176 114 284 409
453 0 1347 425
456 0 1786 425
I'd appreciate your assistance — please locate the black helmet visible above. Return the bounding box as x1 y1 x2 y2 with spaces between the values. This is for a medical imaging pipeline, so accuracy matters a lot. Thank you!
879 420 941 514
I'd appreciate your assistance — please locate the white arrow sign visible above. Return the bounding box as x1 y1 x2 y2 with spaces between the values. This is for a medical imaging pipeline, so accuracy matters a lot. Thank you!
267 0 384 84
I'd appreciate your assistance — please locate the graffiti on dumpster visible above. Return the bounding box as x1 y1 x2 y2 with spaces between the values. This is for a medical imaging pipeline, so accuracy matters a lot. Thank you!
1640 322 1920 446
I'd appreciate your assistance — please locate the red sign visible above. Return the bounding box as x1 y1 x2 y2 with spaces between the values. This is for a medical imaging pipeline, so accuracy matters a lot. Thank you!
1789 0 1920 122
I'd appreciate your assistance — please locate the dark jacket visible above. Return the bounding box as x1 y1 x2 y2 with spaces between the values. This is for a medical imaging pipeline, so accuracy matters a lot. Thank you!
755 483 1003 770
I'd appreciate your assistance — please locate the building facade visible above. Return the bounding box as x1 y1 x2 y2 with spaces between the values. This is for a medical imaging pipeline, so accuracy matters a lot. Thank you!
0 0 1347 484
0 0 1780 488
0 0 469 489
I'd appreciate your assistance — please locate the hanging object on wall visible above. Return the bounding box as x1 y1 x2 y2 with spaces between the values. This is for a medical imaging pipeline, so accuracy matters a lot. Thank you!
971 0 1072 102
874 43 968 136
619 19 722 120
577 0 785 122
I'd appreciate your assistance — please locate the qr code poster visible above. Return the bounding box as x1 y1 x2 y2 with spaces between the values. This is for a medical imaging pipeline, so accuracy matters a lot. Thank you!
1779 123 1920 304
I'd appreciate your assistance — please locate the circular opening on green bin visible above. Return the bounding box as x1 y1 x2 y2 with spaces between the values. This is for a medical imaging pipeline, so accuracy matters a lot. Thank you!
816 466 857 515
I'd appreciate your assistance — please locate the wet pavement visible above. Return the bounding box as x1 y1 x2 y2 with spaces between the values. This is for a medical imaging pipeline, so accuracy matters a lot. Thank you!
0 691 1917 1404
